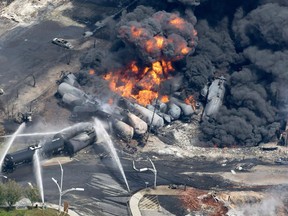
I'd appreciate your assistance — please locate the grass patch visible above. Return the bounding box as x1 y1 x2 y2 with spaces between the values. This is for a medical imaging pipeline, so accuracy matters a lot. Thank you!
0 208 69 216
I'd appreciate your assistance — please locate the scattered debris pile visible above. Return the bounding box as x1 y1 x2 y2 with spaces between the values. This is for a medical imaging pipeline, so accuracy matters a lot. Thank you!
180 188 228 216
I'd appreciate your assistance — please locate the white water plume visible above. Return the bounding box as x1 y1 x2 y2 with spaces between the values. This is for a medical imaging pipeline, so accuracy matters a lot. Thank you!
94 118 130 192
0 123 25 172
0 131 59 138
33 149 44 204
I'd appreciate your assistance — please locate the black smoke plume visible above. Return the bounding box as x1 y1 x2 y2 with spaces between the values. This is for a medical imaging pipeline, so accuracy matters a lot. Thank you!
117 8 198 63
81 0 288 147
196 1 288 146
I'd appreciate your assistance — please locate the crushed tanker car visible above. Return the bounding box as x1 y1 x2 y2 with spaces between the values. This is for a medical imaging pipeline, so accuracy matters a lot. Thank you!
1 122 96 173
202 76 226 120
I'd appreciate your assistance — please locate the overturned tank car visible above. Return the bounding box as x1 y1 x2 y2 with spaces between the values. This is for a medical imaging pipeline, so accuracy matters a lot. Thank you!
65 128 96 156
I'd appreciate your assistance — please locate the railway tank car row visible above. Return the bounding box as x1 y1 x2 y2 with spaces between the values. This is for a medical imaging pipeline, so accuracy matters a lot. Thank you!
2 122 96 173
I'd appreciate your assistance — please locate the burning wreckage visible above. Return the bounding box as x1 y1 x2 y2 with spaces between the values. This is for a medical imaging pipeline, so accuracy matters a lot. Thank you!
55 72 207 141
55 11 203 139
2 8 231 174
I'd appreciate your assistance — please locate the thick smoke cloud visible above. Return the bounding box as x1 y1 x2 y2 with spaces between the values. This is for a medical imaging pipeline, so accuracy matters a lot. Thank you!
184 54 214 91
195 19 240 68
80 0 288 147
117 8 198 63
196 1 288 146
244 47 288 80
233 3 288 48
166 0 200 6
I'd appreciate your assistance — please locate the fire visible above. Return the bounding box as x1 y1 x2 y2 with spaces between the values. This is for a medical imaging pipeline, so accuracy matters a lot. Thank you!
155 36 164 49
89 68 95 75
181 47 191 55
185 95 196 110
161 60 173 75
145 36 165 53
131 26 144 38
131 61 139 74
107 12 198 106
169 16 185 30
133 90 158 106
146 40 154 53
103 61 175 106
118 11 198 63
160 95 169 103
152 61 163 75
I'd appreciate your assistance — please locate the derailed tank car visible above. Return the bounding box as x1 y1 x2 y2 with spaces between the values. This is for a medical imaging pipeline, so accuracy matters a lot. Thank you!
41 135 65 157
2 145 41 173
65 128 96 156
1 122 96 173
42 122 95 157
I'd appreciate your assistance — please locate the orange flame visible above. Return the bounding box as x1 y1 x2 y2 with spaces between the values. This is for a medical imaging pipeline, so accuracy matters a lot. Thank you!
145 36 165 53
185 95 196 110
89 68 95 75
160 95 169 103
133 90 158 106
145 40 154 53
131 26 143 37
103 61 174 106
169 16 185 30
154 36 164 49
181 47 191 55
131 61 139 74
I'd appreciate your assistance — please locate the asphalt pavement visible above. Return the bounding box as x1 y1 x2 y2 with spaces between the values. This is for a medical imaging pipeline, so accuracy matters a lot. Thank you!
0 20 83 104
4 142 247 216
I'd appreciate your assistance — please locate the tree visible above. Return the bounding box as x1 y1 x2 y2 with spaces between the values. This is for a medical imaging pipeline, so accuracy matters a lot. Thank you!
4 180 22 208
0 183 5 205
24 185 40 206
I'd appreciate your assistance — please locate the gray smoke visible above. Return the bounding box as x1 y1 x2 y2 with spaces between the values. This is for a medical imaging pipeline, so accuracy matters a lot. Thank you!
185 54 214 91
196 1 288 146
233 3 288 48
117 8 198 63
228 188 288 215
79 1 288 147
166 0 200 6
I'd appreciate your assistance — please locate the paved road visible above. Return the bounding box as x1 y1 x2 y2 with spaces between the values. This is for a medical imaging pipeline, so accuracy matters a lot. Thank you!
5 142 251 216
0 20 83 103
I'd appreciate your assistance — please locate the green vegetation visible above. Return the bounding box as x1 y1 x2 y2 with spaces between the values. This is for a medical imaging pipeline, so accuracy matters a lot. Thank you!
0 208 65 216
24 185 40 207
4 180 22 207
0 180 40 208
0 181 68 215
0 184 5 205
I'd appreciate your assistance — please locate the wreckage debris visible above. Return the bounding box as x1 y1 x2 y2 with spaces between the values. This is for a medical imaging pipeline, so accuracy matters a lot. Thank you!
112 119 134 141
55 74 200 146
167 103 181 120
122 111 148 135
170 97 194 116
